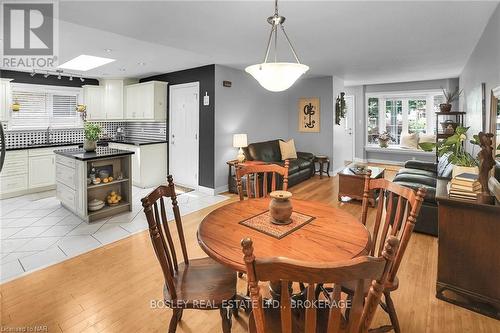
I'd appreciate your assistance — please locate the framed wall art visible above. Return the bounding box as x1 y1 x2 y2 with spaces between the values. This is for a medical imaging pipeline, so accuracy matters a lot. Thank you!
298 97 320 132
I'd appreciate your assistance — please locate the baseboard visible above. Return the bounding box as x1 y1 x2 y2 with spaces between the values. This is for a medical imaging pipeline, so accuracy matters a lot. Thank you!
198 185 215 195
0 185 56 199
215 184 229 194
366 158 404 166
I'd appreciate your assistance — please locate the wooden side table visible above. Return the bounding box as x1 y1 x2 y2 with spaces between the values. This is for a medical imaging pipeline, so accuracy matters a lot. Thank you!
314 156 330 179
435 179 500 319
227 160 267 194
338 165 385 206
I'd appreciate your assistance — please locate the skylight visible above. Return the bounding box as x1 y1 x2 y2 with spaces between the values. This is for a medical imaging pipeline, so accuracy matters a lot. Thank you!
58 55 115 71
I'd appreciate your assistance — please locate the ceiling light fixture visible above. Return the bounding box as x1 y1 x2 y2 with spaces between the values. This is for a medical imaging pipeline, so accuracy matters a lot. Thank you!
69 75 73 81
80 76 85 82
245 0 309 92
58 54 115 71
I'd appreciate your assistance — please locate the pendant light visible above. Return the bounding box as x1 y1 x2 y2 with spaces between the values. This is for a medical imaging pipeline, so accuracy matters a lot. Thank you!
245 0 309 92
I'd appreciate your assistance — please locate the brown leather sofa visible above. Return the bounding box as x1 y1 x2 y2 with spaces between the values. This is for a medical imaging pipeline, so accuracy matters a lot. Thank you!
243 139 315 187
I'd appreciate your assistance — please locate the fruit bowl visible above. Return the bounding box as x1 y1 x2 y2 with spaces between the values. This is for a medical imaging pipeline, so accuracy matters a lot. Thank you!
88 199 105 211
106 191 122 206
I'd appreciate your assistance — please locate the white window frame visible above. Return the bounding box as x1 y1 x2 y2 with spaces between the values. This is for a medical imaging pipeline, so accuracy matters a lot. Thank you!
365 89 443 146
8 83 83 130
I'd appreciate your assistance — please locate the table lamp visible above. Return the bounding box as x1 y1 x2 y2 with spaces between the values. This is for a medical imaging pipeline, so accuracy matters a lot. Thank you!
233 134 248 163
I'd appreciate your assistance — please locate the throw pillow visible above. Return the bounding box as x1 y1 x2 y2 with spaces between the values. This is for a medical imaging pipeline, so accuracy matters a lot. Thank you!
400 132 419 150
418 132 436 144
279 139 297 160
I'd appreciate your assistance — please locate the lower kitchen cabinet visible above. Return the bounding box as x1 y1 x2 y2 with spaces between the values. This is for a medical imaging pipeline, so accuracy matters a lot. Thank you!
29 154 55 188
108 142 167 188
0 146 78 199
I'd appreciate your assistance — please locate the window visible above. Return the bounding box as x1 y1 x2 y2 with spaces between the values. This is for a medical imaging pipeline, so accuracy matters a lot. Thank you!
366 90 443 146
9 83 82 129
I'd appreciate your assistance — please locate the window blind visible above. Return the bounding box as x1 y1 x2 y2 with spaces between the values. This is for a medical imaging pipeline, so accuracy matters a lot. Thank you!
10 90 50 128
8 84 82 129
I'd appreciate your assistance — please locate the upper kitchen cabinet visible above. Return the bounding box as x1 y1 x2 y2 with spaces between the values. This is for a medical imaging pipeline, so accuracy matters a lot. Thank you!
125 81 167 121
103 79 124 120
83 85 104 120
83 80 125 120
0 78 13 121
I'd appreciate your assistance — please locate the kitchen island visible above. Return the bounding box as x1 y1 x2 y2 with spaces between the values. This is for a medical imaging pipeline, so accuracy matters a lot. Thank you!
54 147 134 223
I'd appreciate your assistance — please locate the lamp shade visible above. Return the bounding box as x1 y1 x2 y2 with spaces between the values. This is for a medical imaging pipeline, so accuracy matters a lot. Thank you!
245 62 309 92
233 134 248 148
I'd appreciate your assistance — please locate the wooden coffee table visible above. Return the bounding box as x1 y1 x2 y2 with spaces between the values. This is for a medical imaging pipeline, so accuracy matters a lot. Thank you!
338 165 385 206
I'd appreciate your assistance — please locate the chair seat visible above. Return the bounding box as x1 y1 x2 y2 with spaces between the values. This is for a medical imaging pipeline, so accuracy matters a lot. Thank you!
163 257 237 309
249 304 347 333
341 276 399 295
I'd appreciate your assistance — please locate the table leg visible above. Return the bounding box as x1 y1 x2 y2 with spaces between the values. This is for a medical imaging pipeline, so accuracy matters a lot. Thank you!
326 160 330 178
319 161 324 179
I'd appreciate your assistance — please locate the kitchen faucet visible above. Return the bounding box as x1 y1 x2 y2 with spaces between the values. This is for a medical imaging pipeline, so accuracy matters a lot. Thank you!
46 126 52 144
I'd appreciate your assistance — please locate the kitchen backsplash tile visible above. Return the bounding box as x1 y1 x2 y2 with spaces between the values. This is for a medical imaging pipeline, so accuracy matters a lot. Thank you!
4 121 167 149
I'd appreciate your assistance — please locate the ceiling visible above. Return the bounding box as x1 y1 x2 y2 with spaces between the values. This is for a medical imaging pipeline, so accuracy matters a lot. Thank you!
6 1 499 85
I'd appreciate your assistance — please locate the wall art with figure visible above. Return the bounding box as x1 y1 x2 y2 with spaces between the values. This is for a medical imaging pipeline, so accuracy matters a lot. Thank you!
298 97 320 133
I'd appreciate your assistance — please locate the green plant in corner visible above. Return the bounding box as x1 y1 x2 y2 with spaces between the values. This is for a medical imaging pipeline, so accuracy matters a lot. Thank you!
418 126 478 167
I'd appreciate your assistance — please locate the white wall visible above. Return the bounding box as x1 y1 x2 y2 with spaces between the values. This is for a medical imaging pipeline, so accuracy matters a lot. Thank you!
460 3 500 151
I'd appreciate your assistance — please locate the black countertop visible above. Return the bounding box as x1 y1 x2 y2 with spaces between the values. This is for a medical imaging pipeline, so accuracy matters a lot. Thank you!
54 147 134 161
6 139 168 151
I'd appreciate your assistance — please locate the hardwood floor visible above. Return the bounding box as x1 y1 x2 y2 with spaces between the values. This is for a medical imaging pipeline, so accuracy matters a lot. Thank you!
1 167 499 332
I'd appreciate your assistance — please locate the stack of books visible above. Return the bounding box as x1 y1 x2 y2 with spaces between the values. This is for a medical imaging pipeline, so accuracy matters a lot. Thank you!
449 173 481 200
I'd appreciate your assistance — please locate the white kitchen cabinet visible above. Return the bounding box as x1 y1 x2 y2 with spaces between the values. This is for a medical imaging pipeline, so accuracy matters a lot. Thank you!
29 154 55 188
83 85 105 120
0 146 78 199
103 79 124 120
124 81 167 121
0 150 28 198
108 142 167 188
0 78 13 121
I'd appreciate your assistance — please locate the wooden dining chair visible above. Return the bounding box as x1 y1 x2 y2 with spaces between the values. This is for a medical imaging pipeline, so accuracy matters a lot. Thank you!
343 170 427 333
242 236 400 333
236 160 289 200
141 175 237 333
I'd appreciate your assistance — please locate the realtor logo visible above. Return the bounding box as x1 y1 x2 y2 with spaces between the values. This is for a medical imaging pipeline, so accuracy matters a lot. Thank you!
1 1 58 68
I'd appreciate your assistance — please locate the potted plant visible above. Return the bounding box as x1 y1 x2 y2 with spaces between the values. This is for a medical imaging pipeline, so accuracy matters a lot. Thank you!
83 122 102 152
377 131 393 148
440 87 462 112
419 126 479 177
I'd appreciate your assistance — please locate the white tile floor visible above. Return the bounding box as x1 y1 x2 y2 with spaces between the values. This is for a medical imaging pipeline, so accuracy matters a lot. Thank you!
0 186 228 283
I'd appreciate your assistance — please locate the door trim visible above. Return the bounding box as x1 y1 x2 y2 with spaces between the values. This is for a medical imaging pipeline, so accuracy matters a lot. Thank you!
168 82 200 189
345 94 356 164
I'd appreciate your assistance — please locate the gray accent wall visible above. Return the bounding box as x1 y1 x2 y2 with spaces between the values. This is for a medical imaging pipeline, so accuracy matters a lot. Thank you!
214 65 290 191
460 3 500 151
286 76 334 161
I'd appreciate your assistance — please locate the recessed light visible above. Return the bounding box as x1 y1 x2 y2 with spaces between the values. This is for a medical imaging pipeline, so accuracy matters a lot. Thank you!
137 62 146 66
59 55 115 71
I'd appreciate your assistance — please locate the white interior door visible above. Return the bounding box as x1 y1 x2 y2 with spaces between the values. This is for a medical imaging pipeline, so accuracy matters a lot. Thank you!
169 82 199 189
333 95 355 170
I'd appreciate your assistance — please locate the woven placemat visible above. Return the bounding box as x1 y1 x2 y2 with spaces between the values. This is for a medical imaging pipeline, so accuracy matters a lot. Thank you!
239 210 315 239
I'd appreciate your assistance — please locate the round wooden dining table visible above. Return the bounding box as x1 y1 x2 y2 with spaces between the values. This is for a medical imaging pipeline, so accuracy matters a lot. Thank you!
197 198 371 272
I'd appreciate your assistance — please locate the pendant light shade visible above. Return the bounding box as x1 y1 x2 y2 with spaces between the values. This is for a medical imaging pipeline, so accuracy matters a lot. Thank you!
246 0 309 92
245 63 309 92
